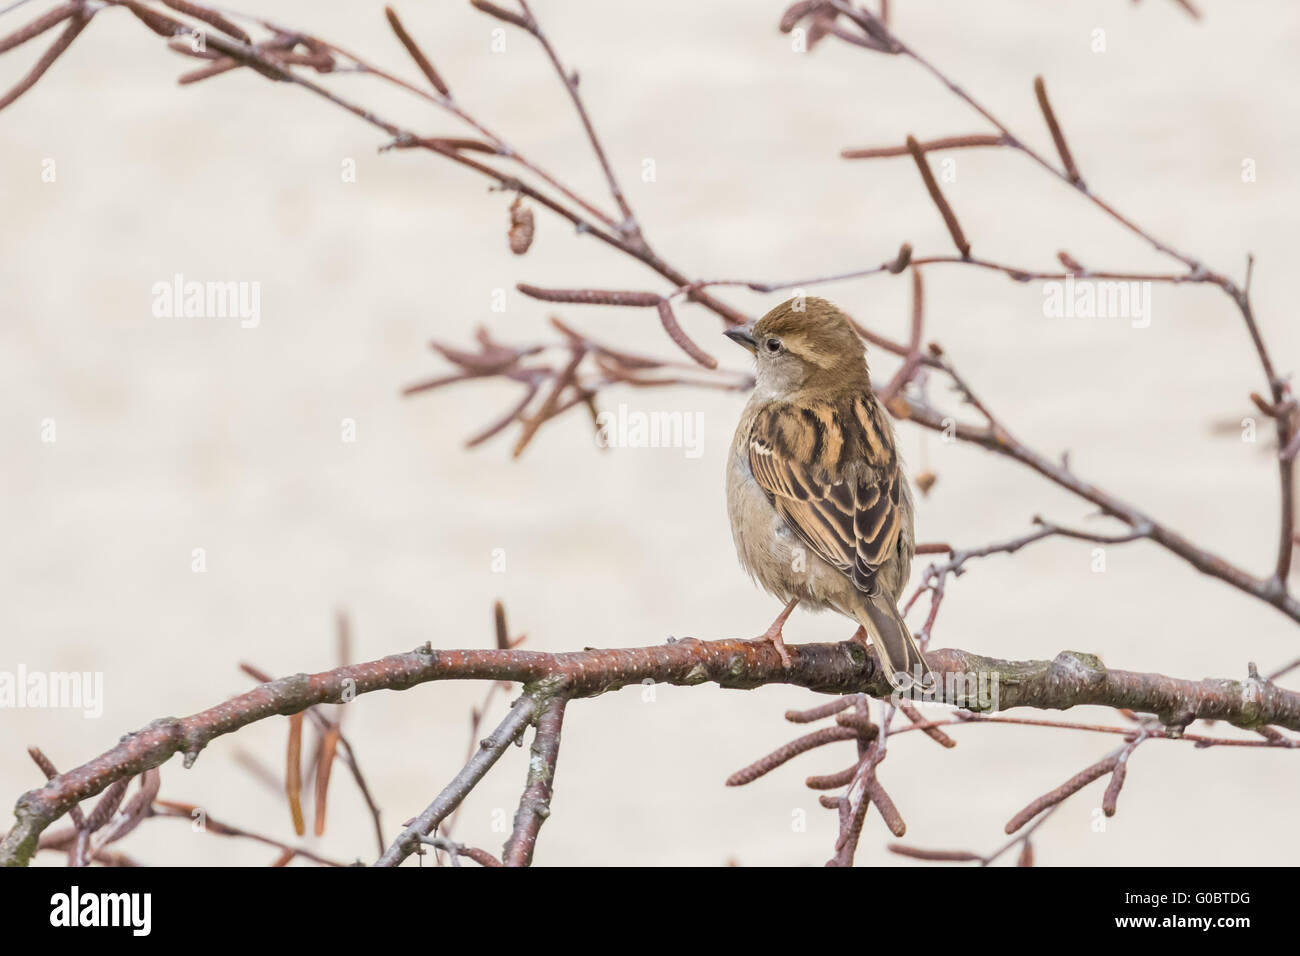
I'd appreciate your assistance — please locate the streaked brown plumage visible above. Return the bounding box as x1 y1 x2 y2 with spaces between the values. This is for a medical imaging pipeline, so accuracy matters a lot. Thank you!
724 296 930 689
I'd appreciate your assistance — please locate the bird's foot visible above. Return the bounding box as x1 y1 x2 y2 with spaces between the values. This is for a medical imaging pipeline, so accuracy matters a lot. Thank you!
749 599 798 668
750 626 793 669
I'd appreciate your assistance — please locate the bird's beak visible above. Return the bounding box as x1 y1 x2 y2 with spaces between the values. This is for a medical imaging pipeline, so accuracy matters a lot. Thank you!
724 325 758 354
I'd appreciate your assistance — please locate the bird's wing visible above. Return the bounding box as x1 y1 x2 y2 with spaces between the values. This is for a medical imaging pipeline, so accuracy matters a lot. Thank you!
748 395 903 594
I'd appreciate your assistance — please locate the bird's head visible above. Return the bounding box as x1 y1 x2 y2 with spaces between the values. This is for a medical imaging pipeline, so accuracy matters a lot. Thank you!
724 296 869 394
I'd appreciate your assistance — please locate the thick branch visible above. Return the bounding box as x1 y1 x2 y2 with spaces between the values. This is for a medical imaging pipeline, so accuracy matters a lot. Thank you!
5 638 1297 866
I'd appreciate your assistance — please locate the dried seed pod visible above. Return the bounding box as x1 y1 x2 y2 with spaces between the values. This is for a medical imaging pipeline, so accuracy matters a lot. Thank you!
914 469 937 495
517 285 661 307
888 241 913 274
865 778 906 837
888 844 983 863
1057 251 1085 274
1005 754 1119 834
1034 76 1082 185
805 12 835 49
385 6 449 96
905 135 970 259
508 196 534 255
470 0 533 31
779 1 821 33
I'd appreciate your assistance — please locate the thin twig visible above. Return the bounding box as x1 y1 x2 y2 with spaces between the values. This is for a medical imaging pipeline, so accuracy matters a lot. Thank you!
375 687 554 867
502 696 567 866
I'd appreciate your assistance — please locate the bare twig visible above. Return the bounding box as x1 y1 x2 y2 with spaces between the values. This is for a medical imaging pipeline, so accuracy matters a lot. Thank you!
375 685 556 867
502 696 567 866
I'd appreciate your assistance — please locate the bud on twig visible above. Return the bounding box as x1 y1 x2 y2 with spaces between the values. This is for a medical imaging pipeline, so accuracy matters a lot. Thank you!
508 196 535 254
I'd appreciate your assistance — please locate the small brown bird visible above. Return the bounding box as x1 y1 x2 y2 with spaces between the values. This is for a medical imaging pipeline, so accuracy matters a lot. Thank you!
724 296 931 690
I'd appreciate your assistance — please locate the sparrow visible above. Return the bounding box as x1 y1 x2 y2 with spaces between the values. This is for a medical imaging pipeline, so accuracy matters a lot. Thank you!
724 296 931 690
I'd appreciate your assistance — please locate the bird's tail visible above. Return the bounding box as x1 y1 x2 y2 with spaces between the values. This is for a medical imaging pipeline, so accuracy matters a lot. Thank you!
855 593 932 692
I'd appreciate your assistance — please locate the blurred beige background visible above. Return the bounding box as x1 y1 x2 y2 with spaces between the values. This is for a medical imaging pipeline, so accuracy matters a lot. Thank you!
2 0 1298 865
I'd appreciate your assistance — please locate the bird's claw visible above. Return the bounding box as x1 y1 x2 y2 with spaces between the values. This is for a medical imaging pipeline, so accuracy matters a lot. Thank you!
750 628 793 668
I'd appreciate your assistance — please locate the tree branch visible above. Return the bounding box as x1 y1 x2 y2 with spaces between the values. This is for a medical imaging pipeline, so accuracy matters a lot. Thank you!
502 695 567 866
374 686 548 867
5 637 1297 866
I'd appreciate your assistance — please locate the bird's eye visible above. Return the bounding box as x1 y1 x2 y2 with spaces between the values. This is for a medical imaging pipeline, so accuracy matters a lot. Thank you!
764 337 782 353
